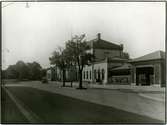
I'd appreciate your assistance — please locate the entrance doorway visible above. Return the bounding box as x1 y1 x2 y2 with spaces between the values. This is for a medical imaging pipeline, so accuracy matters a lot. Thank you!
136 67 154 86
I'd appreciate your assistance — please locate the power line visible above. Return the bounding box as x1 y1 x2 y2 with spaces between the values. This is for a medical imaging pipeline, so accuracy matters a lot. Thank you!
2 2 15 8
2 1 37 8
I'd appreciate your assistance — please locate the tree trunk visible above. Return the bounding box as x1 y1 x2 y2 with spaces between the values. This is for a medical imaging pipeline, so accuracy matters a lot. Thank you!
79 70 83 88
62 69 66 87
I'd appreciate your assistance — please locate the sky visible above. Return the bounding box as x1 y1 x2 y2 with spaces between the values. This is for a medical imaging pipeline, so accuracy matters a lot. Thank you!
2 2 165 69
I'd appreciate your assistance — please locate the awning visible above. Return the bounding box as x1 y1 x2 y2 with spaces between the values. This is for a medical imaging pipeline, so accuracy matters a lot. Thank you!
110 64 131 71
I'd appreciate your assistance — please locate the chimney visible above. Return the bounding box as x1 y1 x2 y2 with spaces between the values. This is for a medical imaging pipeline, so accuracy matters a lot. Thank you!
97 33 101 40
120 44 123 49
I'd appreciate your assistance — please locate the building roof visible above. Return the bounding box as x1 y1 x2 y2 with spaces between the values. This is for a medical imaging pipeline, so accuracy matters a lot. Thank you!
86 34 122 50
107 57 129 63
92 56 129 64
111 63 131 71
130 50 165 62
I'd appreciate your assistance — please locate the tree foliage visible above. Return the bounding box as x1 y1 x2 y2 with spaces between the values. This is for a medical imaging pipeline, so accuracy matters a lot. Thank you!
65 34 94 88
27 62 42 80
49 47 70 87
6 65 19 79
15 61 29 80
49 34 94 88
3 61 43 80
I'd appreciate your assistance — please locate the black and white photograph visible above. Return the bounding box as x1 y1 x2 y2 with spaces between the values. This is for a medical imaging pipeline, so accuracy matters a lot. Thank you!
1 2 166 124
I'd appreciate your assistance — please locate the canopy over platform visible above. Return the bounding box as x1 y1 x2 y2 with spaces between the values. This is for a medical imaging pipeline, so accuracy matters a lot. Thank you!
111 63 131 71
130 50 165 63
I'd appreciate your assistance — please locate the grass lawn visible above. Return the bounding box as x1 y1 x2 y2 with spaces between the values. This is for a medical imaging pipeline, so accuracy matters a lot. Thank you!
1 88 28 123
6 86 162 124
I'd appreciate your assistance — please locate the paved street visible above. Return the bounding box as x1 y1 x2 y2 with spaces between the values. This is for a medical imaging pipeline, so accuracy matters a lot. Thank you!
4 81 165 121
3 80 165 123
1 88 28 123
5 81 165 120
2 86 163 123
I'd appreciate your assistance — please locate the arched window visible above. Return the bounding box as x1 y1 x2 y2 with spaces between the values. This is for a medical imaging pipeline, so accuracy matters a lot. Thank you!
90 71 92 80
47 73 51 79
102 69 105 80
94 70 96 79
86 71 88 79
83 71 85 79
98 69 100 80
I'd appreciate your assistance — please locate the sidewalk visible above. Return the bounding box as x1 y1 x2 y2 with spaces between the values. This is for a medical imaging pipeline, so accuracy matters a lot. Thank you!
48 81 165 102
139 93 165 102
5 81 165 121
49 81 165 91
5 81 165 102
89 84 165 102
90 84 165 92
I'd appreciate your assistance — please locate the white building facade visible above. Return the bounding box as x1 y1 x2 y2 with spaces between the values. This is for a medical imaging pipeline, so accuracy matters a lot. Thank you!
82 59 108 84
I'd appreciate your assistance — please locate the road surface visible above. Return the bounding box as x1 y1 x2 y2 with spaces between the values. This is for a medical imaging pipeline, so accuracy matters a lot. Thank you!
2 86 163 123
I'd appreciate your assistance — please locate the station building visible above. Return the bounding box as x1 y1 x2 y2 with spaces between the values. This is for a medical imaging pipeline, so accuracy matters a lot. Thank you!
82 33 130 85
47 33 165 87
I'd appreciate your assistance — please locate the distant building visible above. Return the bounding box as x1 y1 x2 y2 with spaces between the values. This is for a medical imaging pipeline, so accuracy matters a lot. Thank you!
47 33 165 87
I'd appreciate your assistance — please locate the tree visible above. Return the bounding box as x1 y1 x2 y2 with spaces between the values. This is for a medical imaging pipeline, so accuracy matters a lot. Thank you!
2 70 6 79
4 61 43 81
66 34 94 89
15 61 29 80
49 47 70 87
6 65 19 79
41 69 47 78
27 62 42 80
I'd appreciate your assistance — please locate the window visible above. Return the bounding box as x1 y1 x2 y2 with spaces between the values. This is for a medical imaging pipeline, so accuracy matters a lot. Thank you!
90 71 91 79
98 69 100 79
76 72 78 80
94 70 96 79
83 71 85 79
102 69 105 80
104 51 110 55
47 73 51 79
86 71 88 79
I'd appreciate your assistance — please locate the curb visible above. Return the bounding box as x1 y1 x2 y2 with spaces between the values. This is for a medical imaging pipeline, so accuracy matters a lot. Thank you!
139 93 165 102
